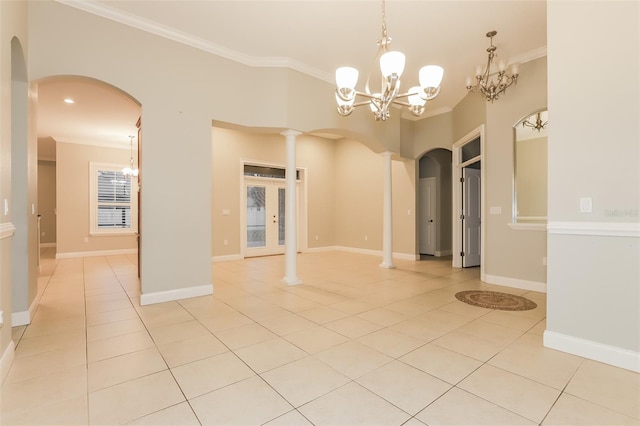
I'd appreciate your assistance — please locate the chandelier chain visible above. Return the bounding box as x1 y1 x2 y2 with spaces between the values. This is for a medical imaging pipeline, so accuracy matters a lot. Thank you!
379 0 391 49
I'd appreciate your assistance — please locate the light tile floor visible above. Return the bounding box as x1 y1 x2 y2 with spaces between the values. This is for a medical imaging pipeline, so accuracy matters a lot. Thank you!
2 248 639 425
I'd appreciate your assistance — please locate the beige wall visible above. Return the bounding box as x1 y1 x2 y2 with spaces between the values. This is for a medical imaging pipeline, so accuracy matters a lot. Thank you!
413 112 454 158
546 0 639 362
211 127 337 258
453 93 486 143
333 139 416 257
37 160 56 244
334 139 384 251
0 0 30 379
56 142 137 256
483 56 548 285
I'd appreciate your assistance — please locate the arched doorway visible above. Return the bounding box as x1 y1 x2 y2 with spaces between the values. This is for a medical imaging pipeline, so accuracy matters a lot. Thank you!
417 148 452 258
36 76 142 293
10 36 36 327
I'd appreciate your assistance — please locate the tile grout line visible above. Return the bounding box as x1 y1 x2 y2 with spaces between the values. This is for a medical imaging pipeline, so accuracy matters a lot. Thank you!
106 255 205 426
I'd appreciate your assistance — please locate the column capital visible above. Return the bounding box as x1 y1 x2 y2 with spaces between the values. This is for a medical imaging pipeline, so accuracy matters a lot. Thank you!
380 151 395 158
281 129 302 137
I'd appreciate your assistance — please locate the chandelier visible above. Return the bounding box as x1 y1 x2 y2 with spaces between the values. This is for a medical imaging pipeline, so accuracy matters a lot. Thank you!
334 0 444 121
466 31 519 102
122 135 139 178
522 112 547 132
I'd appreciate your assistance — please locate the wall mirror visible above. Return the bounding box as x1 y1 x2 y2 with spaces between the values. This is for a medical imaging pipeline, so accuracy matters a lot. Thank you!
513 109 548 225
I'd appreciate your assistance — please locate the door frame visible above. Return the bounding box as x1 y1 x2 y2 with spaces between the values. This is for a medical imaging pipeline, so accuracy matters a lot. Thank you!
452 125 485 278
240 160 307 258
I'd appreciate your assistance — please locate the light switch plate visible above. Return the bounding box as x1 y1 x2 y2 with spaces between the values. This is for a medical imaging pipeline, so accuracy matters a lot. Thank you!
579 197 592 213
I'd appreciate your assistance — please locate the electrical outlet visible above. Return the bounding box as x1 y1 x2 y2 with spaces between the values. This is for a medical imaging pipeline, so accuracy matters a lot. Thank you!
83 237 89 243
364 235 368 241
223 239 228 246
315 235 319 241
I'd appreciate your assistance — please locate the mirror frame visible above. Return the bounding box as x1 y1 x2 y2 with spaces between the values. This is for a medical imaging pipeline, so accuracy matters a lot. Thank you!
512 108 548 229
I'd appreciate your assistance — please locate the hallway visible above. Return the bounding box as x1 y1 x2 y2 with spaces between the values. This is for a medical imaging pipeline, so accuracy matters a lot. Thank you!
2 249 638 425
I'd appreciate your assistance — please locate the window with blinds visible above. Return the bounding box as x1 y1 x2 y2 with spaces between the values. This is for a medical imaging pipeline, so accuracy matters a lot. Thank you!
97 170 131 229
90 162 137 235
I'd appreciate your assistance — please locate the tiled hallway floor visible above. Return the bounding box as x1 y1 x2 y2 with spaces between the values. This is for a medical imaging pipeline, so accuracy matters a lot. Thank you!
2 249 639 425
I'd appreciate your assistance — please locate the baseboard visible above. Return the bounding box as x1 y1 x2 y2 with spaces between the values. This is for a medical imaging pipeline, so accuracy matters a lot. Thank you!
211 254 243 263
435 249 452 257
1 340 15 384
12 292 39 326
544 330 640 373
39 242 56 248
0 222 16 240
483 273 547 293
11 294 42 327
334 246 417 261
140 283 213 306
303 246 338 253
56 248 137 259
12 310 30 327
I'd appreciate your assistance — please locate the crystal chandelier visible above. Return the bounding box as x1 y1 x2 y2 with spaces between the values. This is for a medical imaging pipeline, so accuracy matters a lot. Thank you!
122 135 139 178
466 31 519 102
334 0 444 121
522 111 547 132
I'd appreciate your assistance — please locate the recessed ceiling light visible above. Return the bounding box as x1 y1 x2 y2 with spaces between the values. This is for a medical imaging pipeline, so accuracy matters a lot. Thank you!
63 98 75 104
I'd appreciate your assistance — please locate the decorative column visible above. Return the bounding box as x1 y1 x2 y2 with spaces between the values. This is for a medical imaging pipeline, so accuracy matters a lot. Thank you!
380 151 395 269
282 130 302 285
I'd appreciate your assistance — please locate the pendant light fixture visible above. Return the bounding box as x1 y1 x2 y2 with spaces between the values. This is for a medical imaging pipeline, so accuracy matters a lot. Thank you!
335 0 444 121
522 111 547 132
466 30 519 102
122 135 139 178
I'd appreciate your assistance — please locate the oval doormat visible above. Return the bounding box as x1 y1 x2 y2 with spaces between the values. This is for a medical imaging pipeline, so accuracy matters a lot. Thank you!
455 290 537 311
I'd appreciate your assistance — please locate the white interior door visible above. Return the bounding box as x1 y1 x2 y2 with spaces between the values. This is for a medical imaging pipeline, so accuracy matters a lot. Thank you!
245 182 286 257
462 167 481 267
419 177 437 255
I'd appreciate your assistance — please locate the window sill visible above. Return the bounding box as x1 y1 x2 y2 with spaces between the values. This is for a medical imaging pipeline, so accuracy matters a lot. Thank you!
90 231 138 237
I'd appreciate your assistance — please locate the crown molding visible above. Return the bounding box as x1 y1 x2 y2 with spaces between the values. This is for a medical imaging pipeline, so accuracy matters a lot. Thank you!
55 138 132 151
54 0 334 84
510 46 547 66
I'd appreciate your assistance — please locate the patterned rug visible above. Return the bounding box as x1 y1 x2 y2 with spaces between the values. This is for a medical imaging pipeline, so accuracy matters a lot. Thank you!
455 290 537 311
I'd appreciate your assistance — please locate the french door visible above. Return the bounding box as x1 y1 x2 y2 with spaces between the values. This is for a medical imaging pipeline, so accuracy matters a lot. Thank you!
245 181 286 257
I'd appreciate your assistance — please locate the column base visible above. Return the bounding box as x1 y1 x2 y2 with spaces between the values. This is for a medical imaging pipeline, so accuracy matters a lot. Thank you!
379 262 396 269
282 276 303 286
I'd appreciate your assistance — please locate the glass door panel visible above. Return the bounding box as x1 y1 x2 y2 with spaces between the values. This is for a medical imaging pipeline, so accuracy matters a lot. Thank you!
278 187 286 246
245 182 288 257
246 186 266 248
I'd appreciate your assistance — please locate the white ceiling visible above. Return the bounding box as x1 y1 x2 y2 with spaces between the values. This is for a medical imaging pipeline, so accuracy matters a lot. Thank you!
38 1 547 157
